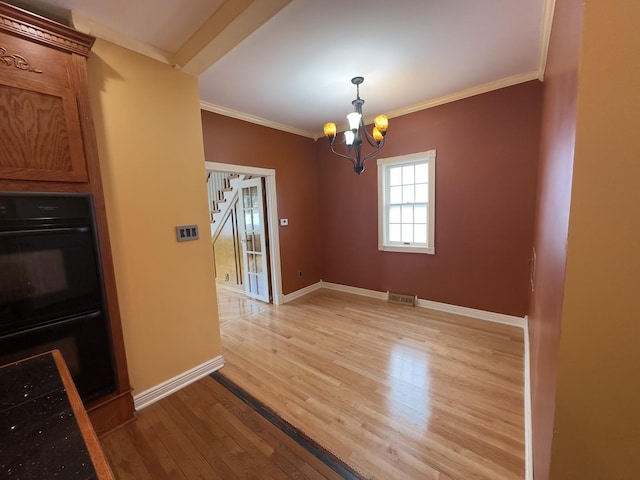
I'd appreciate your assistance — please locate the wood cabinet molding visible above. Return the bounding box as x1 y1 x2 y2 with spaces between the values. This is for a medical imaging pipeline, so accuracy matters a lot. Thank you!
0 1 134 435
0 2 93 56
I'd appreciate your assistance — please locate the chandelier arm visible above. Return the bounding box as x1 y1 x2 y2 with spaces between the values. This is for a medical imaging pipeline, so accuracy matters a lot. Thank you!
361 126 379 148
362 142 385 163
329 143 358 167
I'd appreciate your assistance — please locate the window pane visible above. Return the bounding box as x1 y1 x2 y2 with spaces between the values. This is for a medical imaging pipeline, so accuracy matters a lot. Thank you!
414 204 427 223
390 186 402 204
246 235 254 251
255 254 263 273
252 210 260 228
402 185 414 203
402 165 414 185
245 211 252 229
415 184 428 203
401 224 413 242
414 224 427 244
389 224 401 242
389 167 402 186
254 233 261 252
415 163 428 183
401 205 413 223
389 205 401 223
251 187 259 208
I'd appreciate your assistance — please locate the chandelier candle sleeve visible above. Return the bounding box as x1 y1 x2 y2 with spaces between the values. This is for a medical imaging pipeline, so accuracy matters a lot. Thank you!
323 76 390 175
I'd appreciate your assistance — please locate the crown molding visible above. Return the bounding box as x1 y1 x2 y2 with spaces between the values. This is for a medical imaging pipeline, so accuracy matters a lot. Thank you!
383 71 540 123
537 0 557 80
70 11 174 66
204 72 541 140
200 100 317 139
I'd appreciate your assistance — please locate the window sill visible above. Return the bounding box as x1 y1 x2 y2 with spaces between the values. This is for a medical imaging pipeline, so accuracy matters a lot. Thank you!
378 245 435 255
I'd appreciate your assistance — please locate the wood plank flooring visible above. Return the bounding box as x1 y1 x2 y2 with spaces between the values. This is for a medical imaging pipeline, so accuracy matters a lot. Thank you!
218 288 525 479
101 287 524 479
100 374 343 479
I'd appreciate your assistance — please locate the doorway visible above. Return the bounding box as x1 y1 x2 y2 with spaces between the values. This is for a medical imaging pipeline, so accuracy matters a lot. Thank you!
205 162 283 305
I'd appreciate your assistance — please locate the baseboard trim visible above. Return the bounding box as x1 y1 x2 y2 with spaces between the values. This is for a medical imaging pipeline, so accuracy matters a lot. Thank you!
320 281 388 300
133 355 225 411
416 298 526 328
311 281 526 327
524 316 533 480
282 282 323 303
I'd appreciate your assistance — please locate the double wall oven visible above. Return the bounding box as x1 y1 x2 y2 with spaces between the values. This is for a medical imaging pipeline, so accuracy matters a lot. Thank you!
0 193 115 401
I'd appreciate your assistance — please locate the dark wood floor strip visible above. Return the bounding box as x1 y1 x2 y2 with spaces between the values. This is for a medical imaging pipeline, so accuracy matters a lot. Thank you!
211 371 369 480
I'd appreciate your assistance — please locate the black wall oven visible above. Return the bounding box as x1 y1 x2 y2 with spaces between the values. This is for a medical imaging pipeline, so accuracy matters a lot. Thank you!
0 193 115 401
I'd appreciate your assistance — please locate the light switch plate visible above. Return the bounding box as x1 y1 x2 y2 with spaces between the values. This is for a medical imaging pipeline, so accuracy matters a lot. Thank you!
176 224 199 242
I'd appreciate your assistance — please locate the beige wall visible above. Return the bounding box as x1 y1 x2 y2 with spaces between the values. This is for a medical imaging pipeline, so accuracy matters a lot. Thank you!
86 39 222 393
550 0 640 477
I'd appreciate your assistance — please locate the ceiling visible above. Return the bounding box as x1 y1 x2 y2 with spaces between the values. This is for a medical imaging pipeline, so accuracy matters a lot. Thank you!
8 0 553 138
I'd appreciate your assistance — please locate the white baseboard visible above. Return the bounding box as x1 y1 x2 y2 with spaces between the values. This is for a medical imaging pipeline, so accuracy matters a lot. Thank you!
524 316 533 480
133 355 225 411
320 281 389 300
282 282 322 303
297 281 526 327
416 298 526 328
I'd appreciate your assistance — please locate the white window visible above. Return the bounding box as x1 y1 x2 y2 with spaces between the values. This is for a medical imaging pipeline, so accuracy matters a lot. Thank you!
377 150 436 254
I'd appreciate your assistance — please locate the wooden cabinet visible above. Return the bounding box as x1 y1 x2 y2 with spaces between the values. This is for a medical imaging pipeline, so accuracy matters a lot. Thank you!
0 2 134 434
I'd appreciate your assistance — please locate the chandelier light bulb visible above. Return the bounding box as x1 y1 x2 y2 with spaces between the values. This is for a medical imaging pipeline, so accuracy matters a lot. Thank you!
374 114 389 134
344 130 355 146
323 122 337 139
346 112 361 131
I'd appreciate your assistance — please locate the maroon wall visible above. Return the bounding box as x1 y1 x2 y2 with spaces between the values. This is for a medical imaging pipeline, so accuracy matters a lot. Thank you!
529 0 584 478
200 112 321 295
316 81 543 317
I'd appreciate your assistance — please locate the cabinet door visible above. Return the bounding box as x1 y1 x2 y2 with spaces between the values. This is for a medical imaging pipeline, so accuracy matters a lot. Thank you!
0 34 88 183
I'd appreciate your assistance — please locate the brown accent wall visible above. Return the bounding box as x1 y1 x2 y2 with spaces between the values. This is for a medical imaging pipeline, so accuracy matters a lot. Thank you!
316 81 543 317
200 113 321 294
529 0 583 478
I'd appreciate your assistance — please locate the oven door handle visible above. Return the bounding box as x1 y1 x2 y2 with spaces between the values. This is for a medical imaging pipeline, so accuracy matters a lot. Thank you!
0 227 90 236
0 310 103 341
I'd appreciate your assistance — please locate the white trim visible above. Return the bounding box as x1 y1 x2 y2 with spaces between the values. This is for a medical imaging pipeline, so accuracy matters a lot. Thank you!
319 281 388 300
377 150 437 255
202 73 540 140
416 298 525 327
282 282 323 303
133 355 224 411
382 72 540 124
200 102 317 139
524 316 534 480
537 0 558 80
310 282 526 327
205 162 283 305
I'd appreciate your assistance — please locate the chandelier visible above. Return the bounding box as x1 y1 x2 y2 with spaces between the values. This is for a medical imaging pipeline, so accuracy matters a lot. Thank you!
323 76 389 175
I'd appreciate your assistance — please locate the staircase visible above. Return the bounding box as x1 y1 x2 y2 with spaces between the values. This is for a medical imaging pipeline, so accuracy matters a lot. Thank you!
206 171 244 239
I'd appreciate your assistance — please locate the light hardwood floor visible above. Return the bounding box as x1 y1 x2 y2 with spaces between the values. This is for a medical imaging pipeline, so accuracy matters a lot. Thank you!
218 288 525 479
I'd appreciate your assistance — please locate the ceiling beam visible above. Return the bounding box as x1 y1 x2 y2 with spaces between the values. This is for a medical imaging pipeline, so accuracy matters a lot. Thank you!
176 0 293 76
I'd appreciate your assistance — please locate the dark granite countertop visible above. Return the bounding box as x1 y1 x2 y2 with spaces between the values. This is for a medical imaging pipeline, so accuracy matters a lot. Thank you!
0 353 99 479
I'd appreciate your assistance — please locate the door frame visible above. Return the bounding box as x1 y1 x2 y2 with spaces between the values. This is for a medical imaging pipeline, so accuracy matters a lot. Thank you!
205 161 283 305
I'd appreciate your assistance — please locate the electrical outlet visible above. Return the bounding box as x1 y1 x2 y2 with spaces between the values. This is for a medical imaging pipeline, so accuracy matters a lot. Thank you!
176 224 199 242
298 271 302 277
224 273 229 281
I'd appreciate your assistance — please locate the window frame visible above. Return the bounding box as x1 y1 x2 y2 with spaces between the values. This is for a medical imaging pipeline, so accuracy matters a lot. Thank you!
377 150 436 255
